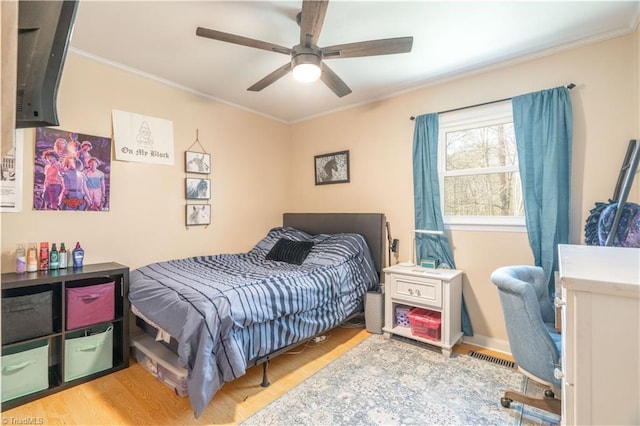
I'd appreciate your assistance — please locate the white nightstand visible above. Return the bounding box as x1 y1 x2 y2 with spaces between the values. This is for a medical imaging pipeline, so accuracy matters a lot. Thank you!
382 264 463 358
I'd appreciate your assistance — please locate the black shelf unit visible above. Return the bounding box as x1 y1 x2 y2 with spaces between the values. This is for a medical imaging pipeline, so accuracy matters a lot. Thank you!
1 262 130 411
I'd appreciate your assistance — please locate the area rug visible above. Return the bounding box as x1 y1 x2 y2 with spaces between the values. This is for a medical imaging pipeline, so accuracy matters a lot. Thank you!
242 334 560 425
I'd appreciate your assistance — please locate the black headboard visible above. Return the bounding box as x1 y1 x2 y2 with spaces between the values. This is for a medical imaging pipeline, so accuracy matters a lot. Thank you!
283 213 386 279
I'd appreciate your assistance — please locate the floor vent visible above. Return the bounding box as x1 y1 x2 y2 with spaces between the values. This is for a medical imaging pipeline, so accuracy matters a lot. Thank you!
469 350 516 369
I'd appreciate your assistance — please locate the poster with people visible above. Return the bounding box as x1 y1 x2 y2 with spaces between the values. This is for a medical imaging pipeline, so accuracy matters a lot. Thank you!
34 127 112 211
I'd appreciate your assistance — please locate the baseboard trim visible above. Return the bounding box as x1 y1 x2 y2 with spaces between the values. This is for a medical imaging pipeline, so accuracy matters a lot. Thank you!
461 334 511 355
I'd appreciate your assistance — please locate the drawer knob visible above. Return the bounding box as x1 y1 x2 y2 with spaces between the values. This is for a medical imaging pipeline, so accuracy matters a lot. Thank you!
408 289 414 295
415 289 421 296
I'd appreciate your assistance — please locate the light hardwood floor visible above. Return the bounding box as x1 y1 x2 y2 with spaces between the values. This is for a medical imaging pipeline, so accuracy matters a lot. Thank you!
2 326 513 425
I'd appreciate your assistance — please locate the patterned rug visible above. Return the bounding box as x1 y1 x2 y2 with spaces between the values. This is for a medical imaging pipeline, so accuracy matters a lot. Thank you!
242 334 561 426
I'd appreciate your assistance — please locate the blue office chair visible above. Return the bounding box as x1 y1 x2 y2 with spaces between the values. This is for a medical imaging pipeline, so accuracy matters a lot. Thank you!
490 265 562 416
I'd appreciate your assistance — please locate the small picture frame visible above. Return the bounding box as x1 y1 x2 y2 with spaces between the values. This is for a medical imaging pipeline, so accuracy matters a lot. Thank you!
185 178 211 200
186 204 211 226
185 151 211 174
314 150 350 185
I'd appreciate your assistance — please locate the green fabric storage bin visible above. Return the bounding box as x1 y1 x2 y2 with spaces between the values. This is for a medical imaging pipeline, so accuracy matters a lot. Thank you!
1 340 49 402
64 324 113 382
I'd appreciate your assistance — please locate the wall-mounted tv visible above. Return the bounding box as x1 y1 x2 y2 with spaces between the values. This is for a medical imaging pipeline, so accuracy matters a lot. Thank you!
16 0 78 129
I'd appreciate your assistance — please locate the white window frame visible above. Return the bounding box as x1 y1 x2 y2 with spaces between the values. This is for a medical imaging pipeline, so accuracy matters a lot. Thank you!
438 101 526 232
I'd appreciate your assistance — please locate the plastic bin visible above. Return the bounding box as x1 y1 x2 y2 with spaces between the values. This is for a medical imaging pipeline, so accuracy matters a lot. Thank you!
408 308 442 341
395 305 411 328
132 333 188 397
64 324 113 381
2 288 53 344
1 339 49 402
66 278 115 330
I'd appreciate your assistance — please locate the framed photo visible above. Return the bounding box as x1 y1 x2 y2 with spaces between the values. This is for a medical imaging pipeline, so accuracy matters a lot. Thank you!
185 178 211 200
186 204 211 226
185 151 211 174
314 150 350 185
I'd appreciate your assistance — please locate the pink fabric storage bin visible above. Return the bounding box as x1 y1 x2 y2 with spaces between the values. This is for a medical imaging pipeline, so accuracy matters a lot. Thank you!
66 278 115 330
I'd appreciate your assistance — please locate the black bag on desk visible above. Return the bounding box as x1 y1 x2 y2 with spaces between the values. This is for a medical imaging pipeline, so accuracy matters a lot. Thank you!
2 289 53 345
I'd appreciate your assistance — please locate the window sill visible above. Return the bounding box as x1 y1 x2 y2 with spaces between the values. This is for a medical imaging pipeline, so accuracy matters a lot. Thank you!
444 223 527 233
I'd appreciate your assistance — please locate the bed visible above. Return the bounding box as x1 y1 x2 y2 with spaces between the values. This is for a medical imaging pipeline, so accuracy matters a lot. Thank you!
128 212 386 417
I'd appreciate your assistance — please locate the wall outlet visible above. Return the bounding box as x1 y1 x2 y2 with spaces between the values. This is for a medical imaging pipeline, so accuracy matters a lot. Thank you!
391 239 399 253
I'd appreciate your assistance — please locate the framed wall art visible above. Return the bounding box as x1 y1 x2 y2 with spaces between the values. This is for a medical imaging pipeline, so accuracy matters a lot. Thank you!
185 178 211 200
185 151 210 174
314 150 350 185
186 203 211 226
34 127 112 211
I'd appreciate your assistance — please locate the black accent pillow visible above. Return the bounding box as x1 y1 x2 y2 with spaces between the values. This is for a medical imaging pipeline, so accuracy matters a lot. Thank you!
266 238 314 265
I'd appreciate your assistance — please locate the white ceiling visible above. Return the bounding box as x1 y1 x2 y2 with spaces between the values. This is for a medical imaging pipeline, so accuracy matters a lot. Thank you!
69 1 639 123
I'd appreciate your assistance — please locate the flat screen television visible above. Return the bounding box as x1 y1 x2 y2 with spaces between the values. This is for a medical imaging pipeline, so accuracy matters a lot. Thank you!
16 0 78 129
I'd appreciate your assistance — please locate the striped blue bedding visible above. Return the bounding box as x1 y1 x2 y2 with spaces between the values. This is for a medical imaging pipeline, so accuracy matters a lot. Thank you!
129 226 378 417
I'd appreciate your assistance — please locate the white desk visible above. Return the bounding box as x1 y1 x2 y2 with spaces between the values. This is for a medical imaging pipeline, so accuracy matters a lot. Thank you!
558 244 640 425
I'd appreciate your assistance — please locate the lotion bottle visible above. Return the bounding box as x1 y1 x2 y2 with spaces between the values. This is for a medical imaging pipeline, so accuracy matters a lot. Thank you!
39 242 49 271
59 242 67 269
72 241 84 268
26 243 38 272
15 244 26 274
49 243 59 270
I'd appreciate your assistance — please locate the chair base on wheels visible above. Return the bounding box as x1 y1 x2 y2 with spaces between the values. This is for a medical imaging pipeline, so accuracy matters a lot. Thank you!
500 388 561 416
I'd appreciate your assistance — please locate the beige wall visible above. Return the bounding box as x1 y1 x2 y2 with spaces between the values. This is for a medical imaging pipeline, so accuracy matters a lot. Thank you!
1 53 291 271
1 29 638 350
289 32 639 348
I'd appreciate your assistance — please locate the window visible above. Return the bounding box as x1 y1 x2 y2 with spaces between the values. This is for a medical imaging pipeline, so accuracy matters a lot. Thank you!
438 101 525 231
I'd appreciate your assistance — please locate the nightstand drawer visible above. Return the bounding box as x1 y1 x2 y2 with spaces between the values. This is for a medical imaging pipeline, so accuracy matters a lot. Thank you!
393 276 442 308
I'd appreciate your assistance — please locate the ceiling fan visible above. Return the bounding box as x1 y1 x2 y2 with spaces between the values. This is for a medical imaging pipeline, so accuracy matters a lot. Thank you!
196 0 413 97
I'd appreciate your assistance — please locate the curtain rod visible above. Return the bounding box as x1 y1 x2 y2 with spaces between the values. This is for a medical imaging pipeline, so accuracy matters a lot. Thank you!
409 83 576 120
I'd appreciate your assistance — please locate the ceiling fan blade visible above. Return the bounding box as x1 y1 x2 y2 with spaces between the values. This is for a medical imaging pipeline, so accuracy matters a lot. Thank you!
196 27 291 55
299 0 329 47
320 63 352 98
321 36 413 59
247 62 292 92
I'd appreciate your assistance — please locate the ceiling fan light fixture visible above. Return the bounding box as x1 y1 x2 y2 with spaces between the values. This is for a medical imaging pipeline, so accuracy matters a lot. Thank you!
197 0 413 97
293 63 321 83
292 53 322 83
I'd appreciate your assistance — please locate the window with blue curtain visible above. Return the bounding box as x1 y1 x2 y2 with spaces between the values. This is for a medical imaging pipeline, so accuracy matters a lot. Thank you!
412 85 572 335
